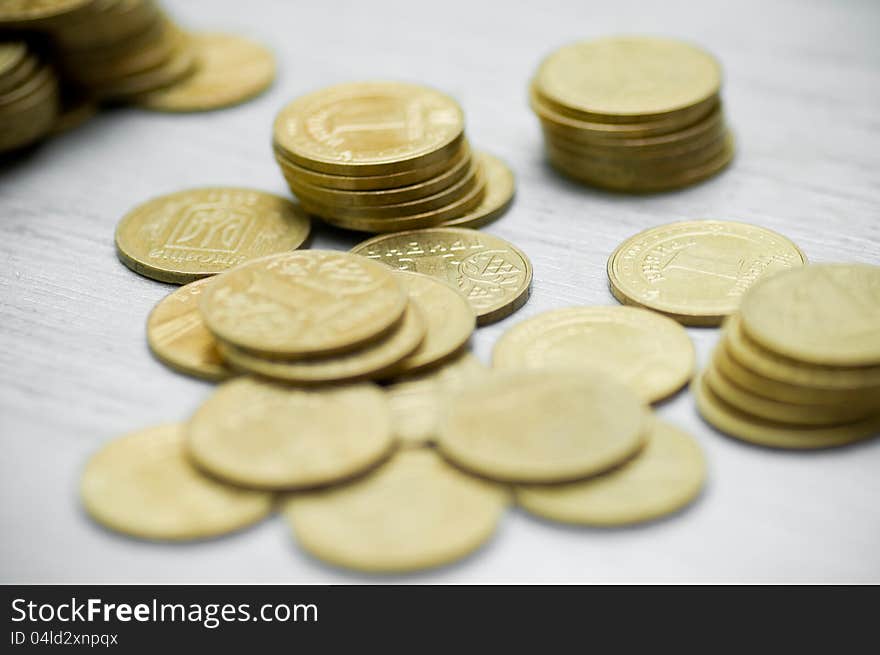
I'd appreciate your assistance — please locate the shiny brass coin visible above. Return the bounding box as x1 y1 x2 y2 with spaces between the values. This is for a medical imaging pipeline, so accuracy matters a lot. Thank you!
437 369 649 483
516 420 704 526
704 363 874 426
534 36 721 122
352 227 532 325
275 140 470 191
283 449 508 573
739 264 880 367
441 152 515 229
284 147 472 208
0 0 92 23
694 373 880 450
146 278 234 382
115 187 311 284
81 424 273 540
492 306 694 404
216 302 426 384
607 219 806 326
389 271 475 376
201 250 406 357
137 33 275 112
273 81 465 176
387 352 488 447
187 378 394 489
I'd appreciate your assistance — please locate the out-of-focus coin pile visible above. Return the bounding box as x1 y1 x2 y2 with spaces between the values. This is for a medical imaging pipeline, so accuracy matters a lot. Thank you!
530 36 734 192
0 0 275 154
697 264 880 449
273 81 515 232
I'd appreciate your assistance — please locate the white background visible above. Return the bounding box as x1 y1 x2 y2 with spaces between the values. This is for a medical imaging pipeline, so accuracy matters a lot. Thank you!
1 0 879 583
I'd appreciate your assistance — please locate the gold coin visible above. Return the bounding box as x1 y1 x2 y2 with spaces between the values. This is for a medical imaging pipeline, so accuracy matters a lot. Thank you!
607 220 806 325
200 250 406 357
534 36 721 121
516 420 704 526
387 352 489 447
216 302 426 384
441 152 515 229
389 271 474 375
283 449 508 573
492 306 694 404
723 313 880 390
136 33 275 112
146 277 234 382
115 187 310 284
81 424 272 540
0 0 91 23
703 363 873 426
187 378 394 489
437 369 649 483
0 43 26 79
95 36 197 100
273 81 464 176
352 227 532 325
739 264 880 367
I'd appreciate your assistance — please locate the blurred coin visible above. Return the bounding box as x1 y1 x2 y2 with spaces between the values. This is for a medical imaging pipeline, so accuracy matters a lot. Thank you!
0 0 92 24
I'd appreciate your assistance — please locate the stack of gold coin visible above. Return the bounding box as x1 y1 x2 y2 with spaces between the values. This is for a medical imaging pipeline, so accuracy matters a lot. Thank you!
697 264 880 449
0 41 60 153
530 36 734 192
195 250 476 384
273 81 515 232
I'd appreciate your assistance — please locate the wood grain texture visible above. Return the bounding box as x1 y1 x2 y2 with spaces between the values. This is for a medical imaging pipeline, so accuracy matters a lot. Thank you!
1 0 878 583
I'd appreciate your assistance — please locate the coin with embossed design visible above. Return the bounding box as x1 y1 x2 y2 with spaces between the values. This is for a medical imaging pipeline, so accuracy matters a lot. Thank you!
115 188 311 284
200 250 407 357
273 81 464 176
81 424 272 540
351 227 532 325
136 33 275 112
187 378 394 489
283 449 508 573
146 277 234 381
607 220 807 326
492 306 693 403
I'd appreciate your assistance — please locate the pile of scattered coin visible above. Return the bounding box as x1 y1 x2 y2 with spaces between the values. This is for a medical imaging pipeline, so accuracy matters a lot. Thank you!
0 0 275 153
531 36 734 192
697 264 880 449
273 81 516 232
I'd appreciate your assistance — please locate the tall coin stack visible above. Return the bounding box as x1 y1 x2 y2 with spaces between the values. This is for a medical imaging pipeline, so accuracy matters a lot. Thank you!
530 36 734 192
697 264 880 449
273 81 490 233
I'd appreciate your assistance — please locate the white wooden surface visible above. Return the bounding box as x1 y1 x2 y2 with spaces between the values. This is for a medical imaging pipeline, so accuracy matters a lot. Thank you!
1 0 879 584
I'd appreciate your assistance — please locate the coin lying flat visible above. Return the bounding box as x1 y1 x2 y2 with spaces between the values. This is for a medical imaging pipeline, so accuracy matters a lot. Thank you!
115 188 311 284
137 33 275 112
492 306 694 403
607 220 807 325
283 450 508 573
146 277 234 381
217 302 426 384
352 227 532 325
437 369 649 483
273 81 464 176
389 271 474 376
441 152 515 229
200 250 407 357
693 373 880 450
516 420 705 526
387 352 489 447
738 264 880 367
187 379 394 489
81 424 272 540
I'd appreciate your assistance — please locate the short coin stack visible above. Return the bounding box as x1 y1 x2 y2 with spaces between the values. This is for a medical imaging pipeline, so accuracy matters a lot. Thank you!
530 36 734 192
0 41 59 152
273 81 515 232
697 264 880 449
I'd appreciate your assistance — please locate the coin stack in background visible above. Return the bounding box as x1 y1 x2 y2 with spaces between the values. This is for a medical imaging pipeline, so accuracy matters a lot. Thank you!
273 81 515 233
697 264 880 449
0 41 60 151
530 36 734 192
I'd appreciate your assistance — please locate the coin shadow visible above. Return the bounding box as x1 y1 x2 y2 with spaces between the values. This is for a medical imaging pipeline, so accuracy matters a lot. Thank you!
306 218 369 250
0 140 46 174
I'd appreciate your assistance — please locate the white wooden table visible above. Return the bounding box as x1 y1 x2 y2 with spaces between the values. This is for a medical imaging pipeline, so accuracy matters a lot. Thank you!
2 0 879 584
